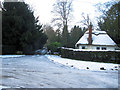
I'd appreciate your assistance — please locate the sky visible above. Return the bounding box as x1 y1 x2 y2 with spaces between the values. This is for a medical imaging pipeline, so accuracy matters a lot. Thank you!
24 0 114 30
2 0 114 30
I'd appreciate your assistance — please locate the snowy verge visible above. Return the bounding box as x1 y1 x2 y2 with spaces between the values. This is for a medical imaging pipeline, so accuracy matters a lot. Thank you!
0 55 25 59
45 55 119 71
0 86 10 90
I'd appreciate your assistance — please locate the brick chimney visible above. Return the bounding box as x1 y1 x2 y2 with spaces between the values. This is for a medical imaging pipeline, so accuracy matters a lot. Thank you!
88 25 92 45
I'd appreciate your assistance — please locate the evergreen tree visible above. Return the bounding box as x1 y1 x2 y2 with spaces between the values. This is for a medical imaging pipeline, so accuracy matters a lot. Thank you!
98 1 120 46
61 25 70 47
55 29 61 43
2 1 47 54
0 3 1 54
69 26 84 48
43 25 56 45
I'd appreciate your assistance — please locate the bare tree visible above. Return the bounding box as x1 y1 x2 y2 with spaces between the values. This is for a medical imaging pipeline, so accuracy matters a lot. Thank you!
43 25 56 45
80 13 92 28
52 0 73 28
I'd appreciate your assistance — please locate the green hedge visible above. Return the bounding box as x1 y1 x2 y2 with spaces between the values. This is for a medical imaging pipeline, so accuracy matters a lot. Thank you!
60 48 120 64
2 45 17 54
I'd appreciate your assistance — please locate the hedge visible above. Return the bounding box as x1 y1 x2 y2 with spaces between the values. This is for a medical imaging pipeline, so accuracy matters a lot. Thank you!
60 48 120 64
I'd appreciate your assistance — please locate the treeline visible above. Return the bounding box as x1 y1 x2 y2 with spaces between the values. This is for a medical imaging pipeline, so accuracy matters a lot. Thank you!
97 1 120 47
44 25 87 52
2 1 120 54
45 0 120 53
2 2 47 54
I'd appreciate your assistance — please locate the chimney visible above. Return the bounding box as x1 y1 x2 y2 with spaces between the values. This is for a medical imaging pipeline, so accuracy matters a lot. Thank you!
88 25 92 45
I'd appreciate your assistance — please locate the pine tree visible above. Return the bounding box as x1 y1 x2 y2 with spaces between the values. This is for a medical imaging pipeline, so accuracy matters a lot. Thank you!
55 29 61 43
69 26 84 48
61 25 70 47
2 1 47 54
98 1 120 46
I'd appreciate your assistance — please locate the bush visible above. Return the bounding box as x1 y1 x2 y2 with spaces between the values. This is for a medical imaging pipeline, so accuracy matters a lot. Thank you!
47 42 62 53
61 48 120 64
2 45 16 55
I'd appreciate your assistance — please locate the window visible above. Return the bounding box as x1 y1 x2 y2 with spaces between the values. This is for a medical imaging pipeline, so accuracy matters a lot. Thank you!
96 47 100 50
102 47 106 50
77 44 79 47
115 47 119 50
82 46 85 49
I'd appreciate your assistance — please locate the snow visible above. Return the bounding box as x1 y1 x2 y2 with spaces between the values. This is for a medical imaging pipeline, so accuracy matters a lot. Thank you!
1 55 118 88
73 49 120 52
0 55 25 58
76 30 117 46
61 47 120 52
0 86 9 89
46 55 119 71
85 30 106 34
92 34 116 45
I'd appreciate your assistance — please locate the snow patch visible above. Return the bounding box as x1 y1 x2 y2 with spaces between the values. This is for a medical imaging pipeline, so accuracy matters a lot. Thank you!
0 86 10 90
0 55 25 58
46 55 118 71
2 55 118 88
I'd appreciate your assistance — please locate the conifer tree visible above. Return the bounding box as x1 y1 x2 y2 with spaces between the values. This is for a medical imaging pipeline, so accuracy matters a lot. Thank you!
61 25 69 47
98 1 120 46
2 1 47 54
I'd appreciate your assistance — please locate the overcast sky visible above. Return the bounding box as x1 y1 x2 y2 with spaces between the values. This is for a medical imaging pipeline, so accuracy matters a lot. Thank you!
24 0 112 29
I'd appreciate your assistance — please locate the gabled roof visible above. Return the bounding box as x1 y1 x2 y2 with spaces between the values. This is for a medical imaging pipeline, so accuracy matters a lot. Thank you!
76 30 117 46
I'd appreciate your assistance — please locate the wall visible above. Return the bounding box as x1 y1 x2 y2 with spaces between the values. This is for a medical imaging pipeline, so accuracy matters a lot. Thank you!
78 45 116 51
60 48 120 64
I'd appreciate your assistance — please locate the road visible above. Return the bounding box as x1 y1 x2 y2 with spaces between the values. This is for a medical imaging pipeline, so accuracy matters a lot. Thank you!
1 55 118 88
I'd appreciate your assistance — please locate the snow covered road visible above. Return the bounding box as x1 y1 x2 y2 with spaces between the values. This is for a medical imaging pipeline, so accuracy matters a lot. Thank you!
1 55 118 88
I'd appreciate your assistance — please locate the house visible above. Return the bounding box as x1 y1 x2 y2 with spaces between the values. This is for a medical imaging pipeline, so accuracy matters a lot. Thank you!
75 25 118 51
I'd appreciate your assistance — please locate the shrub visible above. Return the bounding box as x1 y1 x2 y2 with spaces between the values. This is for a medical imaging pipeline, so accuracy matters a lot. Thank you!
47 42 62 53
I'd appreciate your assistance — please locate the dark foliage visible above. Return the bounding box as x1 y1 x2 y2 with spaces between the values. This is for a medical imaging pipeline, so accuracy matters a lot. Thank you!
69 26 85 48
98 1 120 47
2 2 47 54
61 48 120 64
47 42 62 53
61 25 70 47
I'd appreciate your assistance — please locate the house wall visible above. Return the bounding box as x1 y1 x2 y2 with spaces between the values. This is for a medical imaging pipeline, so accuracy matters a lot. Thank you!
78 45 116 51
